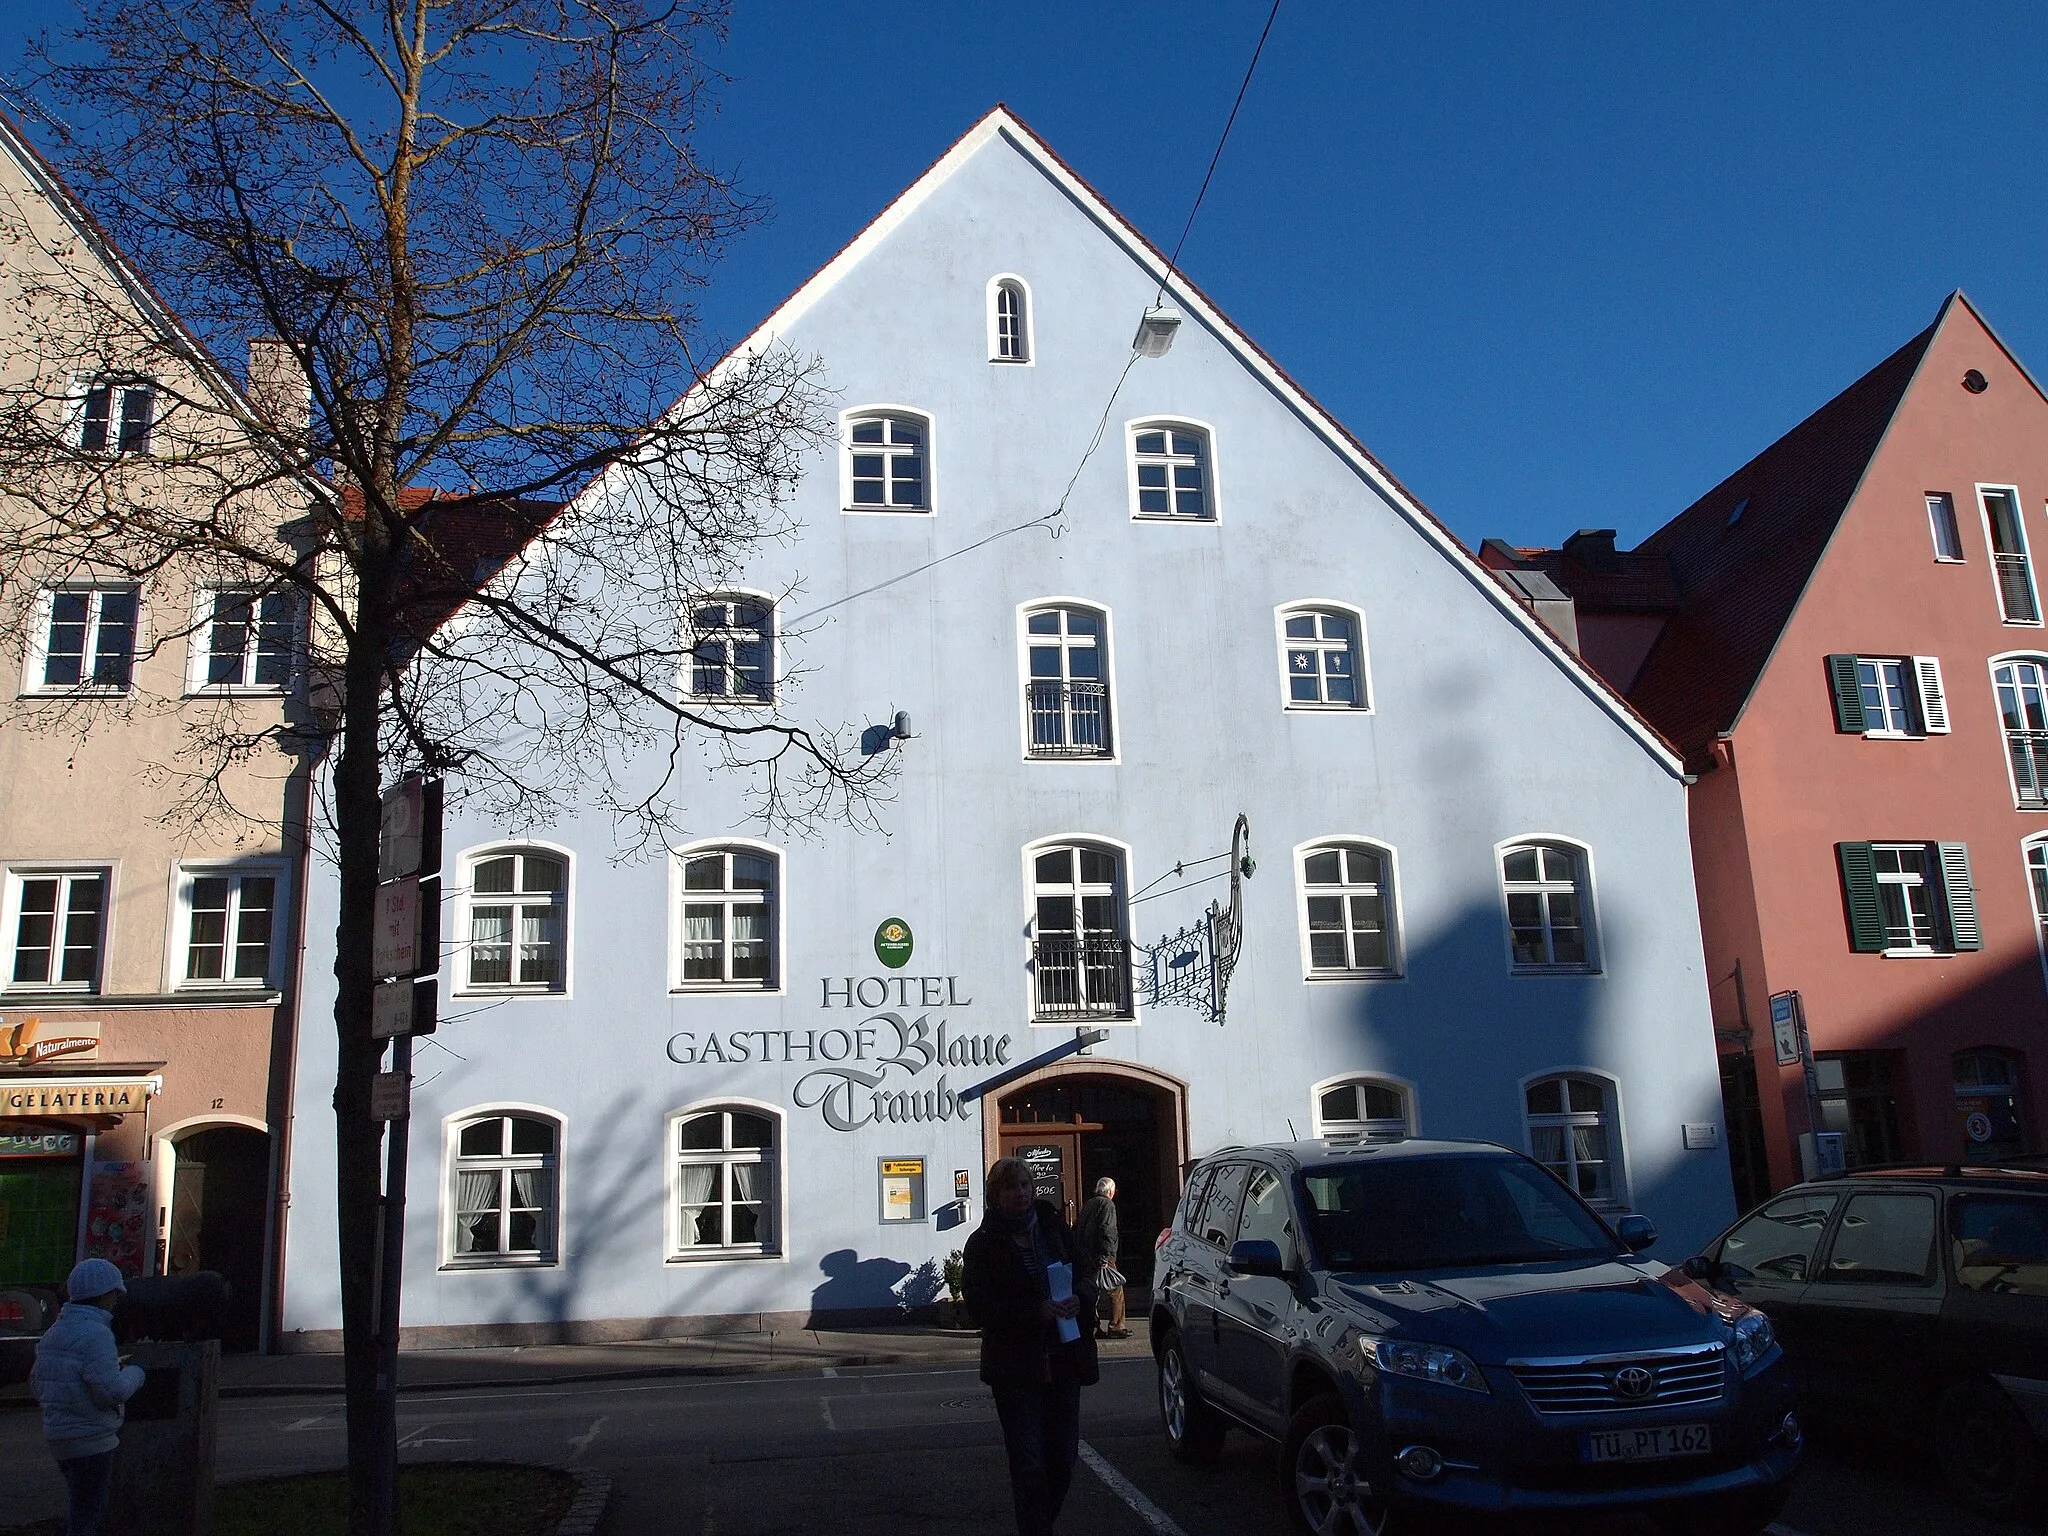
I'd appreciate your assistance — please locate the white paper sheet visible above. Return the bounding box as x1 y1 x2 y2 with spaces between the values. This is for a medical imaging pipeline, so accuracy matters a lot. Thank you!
1045 1260 1081 1343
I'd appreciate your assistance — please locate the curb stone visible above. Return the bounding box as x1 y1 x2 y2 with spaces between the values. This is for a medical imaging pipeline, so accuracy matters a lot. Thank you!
556 1466 611 1536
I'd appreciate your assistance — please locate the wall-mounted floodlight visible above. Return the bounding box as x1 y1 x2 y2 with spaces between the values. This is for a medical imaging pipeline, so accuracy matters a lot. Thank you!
1133 305 1182 358
892 710 913 741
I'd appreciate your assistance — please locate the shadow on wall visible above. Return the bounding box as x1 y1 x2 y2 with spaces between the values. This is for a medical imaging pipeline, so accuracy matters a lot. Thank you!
1332 897 1738 1255
805 1250 945 1328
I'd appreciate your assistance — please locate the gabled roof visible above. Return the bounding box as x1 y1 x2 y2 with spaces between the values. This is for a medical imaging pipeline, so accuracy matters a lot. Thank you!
1614 307 1947 757
339 486 562 645
581 105 1687 779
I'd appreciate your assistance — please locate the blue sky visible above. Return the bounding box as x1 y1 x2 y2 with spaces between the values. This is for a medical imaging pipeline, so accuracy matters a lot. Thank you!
13 3 2048 550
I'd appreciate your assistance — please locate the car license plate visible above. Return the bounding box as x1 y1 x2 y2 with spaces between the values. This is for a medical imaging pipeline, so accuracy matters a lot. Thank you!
1580 1424 1712 1464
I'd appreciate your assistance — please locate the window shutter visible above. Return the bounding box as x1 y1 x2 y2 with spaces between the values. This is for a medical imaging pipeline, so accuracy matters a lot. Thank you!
1836 842 1886 952
1826 655 1865 733
1912 656 1949 733
1937 842 1983 951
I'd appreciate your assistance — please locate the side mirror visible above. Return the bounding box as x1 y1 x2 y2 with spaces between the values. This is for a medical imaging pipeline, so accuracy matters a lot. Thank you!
1680 1254 1719 1281
1226 1238 1287 1278
1614 1214 1658 1253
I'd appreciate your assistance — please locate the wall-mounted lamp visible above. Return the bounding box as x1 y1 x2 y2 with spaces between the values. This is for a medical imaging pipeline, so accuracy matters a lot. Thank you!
1133 305 1182 358
892 710 913 741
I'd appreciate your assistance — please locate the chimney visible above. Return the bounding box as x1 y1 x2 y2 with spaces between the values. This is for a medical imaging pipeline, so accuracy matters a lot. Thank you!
246 337 310 441
1562 528 1620 573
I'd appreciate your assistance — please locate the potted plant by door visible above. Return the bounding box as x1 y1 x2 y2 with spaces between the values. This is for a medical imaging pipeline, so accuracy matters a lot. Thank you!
937 1250 971 1330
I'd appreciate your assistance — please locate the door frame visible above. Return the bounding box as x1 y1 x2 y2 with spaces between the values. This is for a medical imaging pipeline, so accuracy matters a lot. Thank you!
980 1058 1190 1218
151 1114 272 1348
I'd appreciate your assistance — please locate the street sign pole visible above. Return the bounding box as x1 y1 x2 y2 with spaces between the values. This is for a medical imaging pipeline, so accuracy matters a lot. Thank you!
368 776 440 1536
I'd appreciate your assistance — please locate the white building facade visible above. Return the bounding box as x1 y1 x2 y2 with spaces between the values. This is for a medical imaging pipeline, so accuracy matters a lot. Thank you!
280 110 1734 1347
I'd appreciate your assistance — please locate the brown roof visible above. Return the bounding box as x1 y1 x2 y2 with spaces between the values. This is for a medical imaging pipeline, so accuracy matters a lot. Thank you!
340 486 562 643
1505 546 1682 615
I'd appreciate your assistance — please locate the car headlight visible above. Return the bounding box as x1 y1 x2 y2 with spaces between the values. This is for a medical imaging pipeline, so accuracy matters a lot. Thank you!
1726 1309 1776 1375
1360 1336 1491 1395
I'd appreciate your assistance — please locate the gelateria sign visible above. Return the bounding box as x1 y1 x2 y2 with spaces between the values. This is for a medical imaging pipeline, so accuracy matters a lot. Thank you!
665 973 1014 1132
1 1077 157 1115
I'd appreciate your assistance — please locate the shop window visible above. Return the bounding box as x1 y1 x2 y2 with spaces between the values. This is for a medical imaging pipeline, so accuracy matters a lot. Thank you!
1815 1052 1908 1167
1313 1077 1411 1141
173 865 282 988
447 1111 559 1266
461 847 568 993
669 1104 781 1259
29 586 138 693
3 869 107 992
673 845 778 989
1954 1049 2028 1163
1028 841 1132 1021
1524 1073 1624 1206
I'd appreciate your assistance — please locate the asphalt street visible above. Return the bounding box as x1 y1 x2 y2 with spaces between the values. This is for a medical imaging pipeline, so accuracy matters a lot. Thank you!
0 1357 2029 1535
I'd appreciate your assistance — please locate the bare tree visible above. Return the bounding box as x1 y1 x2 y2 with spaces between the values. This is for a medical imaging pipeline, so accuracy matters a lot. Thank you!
2 4 885 1528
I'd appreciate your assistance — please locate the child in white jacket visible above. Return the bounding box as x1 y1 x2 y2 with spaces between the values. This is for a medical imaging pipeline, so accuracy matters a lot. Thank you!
30 1258 145 1536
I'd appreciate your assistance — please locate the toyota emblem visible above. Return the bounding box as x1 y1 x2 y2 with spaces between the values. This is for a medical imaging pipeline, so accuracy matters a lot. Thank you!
1611 1365 1657 1401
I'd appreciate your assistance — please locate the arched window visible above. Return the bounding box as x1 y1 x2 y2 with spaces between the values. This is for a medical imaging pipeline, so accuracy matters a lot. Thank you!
1499 840 1596 971
1297 841 1397 976
670 1103 782 1258
1954 1049 2029 1163
673 845 779 990
447 1110 560 1265
1022 603 1112 758
1128 420 1215 522
844 409 930 512
1028 840 1131 1021
1994 657 2048 807
460 846 568 992
989 276 1031 363
1313 1077 1412 1141
1524 1074 1623 1206
1278 604 1368 710
683 594 774 704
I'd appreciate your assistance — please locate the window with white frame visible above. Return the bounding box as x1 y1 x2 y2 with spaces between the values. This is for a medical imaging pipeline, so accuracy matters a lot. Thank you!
1299 842 1396 975
31 586 139 691
1500 842 1595 971
1837 841 1981 955
990 278 1030 363
175 867 280 987
845 412 929 511
463 849 567 992
448 1112 559 1265
672 1104 781 1257
75 379 155 456
1525 1074 1623 1205
1982 487 2040 625
1825 653 1947 737
683 596 774 704
193 589 296 691
676 847 776 988
1927 493 1964 562
1280 606 1366 708
1314 1078 1411 1141
1129 422 1213 521
2027 839 2048 958
1030 842 1131 1020
4 869 107 991
1995 659 2048 808
1023 604 1111 757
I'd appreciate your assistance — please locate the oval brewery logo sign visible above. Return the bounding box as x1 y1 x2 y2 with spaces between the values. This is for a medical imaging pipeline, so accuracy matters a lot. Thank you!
874 918 913 970
666 971 1013 1134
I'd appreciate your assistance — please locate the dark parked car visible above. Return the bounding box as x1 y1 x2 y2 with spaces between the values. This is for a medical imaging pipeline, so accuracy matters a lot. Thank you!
1681 1162 2048 1517
1151 1138 1801 1534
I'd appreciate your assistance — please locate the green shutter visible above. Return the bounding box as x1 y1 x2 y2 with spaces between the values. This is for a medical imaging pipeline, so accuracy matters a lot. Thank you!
1837 842 1885 952
1826 654 1866 733
1937 842 1982 951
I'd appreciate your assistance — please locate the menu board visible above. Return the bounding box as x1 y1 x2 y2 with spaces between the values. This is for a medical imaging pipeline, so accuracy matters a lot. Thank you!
879 1157 926 1223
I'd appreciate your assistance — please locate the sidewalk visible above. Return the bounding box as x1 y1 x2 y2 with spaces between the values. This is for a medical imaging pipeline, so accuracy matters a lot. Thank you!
0 1322 1154 1408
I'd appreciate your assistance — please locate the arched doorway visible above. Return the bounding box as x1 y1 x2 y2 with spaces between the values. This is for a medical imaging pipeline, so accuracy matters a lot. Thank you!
987 1062 1186 1289
165 1126 270 1352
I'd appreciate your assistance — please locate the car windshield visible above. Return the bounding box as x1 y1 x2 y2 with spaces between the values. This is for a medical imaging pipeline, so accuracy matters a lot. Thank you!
1301 1155 1620 1272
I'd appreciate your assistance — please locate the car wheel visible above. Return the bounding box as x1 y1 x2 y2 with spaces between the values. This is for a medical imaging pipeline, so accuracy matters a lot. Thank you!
1281 1393 1393 1536
1936 1376 2042 1517
1157 1331 1225 1464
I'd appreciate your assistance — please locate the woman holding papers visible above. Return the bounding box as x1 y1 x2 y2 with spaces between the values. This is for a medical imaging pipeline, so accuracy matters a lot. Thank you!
963 1156 1101 1536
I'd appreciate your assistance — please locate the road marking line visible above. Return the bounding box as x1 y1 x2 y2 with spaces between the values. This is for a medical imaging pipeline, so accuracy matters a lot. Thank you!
819 1396 838 1432
1079 1440 1191 1536
281 1416 330 1432
567 1415 606 1460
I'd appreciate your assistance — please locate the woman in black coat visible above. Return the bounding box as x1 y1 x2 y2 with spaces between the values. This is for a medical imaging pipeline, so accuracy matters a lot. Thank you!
962 1157 1100 1536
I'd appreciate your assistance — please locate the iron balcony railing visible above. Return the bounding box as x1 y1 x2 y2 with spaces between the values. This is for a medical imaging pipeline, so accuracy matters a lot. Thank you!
2011 729 2048 807
1996 553 2040 624
1031 933 1133 1020
1026 679 1112 758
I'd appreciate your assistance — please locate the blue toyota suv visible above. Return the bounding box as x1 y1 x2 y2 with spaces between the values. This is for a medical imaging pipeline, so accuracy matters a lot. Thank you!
1151 1138 1802 1534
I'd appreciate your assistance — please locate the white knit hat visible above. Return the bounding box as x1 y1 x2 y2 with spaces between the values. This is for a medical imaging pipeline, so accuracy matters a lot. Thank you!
65 1258 127 1302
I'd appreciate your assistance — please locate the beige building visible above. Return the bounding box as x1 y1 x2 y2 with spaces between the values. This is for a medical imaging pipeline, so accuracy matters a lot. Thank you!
0 109 315 1354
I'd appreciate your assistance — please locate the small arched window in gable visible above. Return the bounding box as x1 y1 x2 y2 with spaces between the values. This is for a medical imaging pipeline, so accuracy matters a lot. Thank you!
990 277 1031 363
1129 421 1214 522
